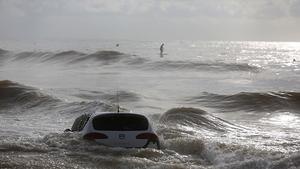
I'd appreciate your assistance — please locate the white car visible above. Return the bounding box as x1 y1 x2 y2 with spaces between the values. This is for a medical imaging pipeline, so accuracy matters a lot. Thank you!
67 112 160 149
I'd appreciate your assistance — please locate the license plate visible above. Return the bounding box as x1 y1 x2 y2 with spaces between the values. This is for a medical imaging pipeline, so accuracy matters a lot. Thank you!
119 134 125 139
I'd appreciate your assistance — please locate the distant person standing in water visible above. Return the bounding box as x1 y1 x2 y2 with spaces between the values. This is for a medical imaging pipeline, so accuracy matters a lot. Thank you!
160 43 164 54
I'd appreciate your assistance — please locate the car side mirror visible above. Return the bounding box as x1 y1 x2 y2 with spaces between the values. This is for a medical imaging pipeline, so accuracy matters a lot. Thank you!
64 129 71 132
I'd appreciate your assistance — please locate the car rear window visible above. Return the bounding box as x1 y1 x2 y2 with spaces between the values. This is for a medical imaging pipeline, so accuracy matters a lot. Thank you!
93 114 149 131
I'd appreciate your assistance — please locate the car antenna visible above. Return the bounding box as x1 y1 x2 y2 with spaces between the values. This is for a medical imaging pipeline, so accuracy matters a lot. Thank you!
116 90 120 113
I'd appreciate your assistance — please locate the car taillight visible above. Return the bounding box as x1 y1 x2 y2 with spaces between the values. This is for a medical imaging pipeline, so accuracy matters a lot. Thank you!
83 133 108 140
136 133 158 141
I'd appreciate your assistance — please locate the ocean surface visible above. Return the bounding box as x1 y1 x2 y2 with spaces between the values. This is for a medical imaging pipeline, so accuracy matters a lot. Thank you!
0 39 300 169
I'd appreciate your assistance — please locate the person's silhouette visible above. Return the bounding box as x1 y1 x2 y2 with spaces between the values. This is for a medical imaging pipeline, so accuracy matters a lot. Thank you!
160 43 164 54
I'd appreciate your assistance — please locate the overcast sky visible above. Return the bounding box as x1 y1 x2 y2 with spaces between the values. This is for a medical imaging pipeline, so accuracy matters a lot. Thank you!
1 0 300 41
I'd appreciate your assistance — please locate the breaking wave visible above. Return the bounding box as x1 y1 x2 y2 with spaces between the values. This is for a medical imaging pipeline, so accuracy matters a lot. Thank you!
0 48 8 55
0 80 59 109
1 129 299 169
189 92 300 112
12 51 52 62
43 50 85 63
0 80 128 117
0 48 9 65
70 51 124 65
156 107 300 169
1 48 260 73
158 107 240 136
2 49 130 65
1 104 299 169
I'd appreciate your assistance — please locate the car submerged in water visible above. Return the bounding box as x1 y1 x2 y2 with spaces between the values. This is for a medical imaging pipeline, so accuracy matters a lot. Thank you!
66 112 160 149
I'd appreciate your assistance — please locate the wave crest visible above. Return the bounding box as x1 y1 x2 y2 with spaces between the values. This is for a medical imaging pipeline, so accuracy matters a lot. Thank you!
159 107 238 132
70 50 124 64
43 50 85 63
189 92 300 112
0 80 59 109
0 48 8 55
147 60 260 72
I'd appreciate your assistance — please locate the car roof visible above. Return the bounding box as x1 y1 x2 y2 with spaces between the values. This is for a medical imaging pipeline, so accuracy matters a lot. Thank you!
90 112 148 119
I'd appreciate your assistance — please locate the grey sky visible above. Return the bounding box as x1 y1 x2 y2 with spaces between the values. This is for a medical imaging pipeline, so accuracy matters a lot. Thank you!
1 0 300 41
